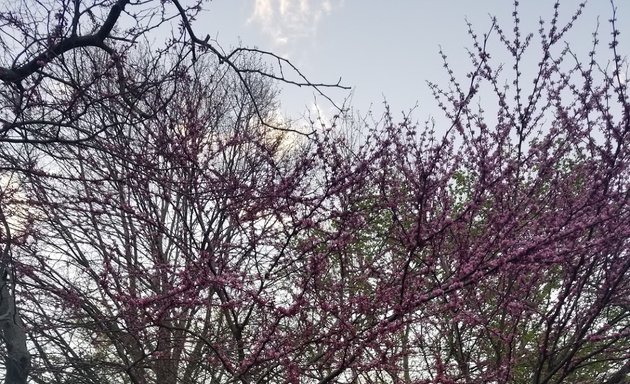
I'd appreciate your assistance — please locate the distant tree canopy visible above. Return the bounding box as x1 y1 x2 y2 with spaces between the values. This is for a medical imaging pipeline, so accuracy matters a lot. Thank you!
0 1 629 383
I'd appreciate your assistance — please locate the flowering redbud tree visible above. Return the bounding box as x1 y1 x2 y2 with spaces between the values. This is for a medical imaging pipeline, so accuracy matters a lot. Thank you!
0 0 342 381
1 1 630 383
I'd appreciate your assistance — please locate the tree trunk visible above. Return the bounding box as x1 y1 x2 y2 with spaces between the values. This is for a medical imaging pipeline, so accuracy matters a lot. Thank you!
0 268 30 384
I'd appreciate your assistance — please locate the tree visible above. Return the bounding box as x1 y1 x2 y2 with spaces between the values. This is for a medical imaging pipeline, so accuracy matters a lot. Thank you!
0 0 342 142
1 0 630 383
0 0 343 381
15 51 310 383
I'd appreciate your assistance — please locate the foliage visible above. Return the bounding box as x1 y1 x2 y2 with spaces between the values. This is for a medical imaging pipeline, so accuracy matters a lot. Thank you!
0 0 629 383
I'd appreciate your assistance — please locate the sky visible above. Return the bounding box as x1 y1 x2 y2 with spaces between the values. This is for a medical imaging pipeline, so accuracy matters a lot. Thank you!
197 1 629 125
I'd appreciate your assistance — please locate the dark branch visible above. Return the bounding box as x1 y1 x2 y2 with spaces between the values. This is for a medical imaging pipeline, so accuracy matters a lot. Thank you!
0 0 129 85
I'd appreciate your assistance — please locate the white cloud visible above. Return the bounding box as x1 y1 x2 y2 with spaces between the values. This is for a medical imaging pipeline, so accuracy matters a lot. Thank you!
248 0 341 46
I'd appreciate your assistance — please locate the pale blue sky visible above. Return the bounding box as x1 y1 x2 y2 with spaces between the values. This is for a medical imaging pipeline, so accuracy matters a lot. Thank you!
199 1 628 123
